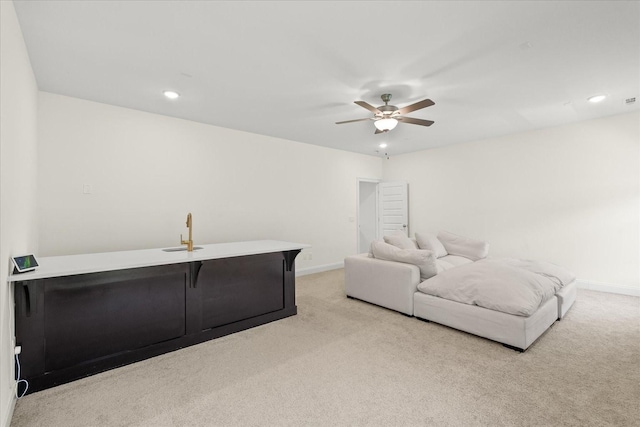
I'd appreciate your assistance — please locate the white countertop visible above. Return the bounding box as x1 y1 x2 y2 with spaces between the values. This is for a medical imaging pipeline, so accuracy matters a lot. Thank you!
8 240 310 282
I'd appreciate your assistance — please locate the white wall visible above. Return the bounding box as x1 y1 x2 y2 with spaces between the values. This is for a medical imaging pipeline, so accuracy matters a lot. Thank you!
383 112 640 292
37 92 382 271
0 1 39 425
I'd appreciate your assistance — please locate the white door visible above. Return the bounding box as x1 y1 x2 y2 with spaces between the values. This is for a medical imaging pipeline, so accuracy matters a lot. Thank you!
378 181 409 237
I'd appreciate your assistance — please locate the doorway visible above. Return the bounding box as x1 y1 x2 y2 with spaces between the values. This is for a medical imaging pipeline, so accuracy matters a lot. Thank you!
357 179 379 253
357 179 409 254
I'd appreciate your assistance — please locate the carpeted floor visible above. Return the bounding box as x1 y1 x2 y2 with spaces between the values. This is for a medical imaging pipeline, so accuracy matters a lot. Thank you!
10 269 640 426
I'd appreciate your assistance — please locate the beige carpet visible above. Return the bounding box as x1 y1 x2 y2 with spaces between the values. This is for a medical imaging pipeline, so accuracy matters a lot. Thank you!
11 269 640 426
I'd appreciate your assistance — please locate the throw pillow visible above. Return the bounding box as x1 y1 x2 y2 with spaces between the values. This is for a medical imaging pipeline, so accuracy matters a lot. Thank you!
383 230 417 250
371 240 437 280
437 231 489 261
415 233 448 258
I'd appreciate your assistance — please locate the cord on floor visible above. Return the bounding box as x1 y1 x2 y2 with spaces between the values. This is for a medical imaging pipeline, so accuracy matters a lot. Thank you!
15 353 29 398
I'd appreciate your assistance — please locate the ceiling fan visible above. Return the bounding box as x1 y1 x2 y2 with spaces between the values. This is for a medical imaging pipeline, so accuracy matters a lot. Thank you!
336 94 435 134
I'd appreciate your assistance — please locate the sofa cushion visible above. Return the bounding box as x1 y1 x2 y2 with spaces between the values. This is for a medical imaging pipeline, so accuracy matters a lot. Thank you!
437 231 489 261
439 255 474 267
435 259 454 273
415 233 448 258
383 230 417 250
371 240 437 280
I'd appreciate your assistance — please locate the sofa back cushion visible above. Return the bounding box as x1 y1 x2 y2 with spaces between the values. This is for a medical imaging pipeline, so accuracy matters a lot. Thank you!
371 240 437 280
437 231 489 261
415 233 448 258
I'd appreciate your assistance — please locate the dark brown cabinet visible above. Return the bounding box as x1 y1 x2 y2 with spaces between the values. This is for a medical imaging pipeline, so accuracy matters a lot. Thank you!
14 250 300 394
43 264 188 372
199 253 284 330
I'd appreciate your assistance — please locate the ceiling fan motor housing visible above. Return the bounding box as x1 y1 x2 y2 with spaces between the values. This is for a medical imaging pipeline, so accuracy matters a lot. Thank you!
377 104 398 116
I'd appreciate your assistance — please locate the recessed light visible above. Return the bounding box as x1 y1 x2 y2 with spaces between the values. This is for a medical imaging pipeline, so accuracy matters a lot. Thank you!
588 95 606 103
379 143 388 148
163 90 180 99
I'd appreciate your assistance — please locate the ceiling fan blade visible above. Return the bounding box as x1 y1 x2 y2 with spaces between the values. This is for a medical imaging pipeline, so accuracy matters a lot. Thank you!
397 99 435 115
335 117 372 125
374 128 385 134
355 101 382 114
397 117 435 127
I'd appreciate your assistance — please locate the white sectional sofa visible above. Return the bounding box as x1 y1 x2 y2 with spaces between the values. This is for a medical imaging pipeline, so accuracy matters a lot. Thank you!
344 231 576 351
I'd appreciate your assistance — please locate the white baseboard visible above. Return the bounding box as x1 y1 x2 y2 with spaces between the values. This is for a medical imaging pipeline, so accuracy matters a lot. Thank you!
296 262 343 277
2 394 16 427
576 280 639 297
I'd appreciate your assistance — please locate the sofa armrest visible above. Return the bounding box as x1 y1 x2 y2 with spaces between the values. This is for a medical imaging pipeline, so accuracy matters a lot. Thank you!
344 254 420 315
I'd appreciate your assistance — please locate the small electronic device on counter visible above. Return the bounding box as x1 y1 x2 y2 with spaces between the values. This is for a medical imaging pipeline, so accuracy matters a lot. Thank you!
12 254 39 274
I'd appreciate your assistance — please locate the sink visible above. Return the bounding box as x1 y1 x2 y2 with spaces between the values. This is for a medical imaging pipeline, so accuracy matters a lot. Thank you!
162 246 203 252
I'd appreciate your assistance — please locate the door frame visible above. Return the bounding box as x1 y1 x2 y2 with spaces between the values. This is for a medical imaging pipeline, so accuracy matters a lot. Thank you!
356 178 381 254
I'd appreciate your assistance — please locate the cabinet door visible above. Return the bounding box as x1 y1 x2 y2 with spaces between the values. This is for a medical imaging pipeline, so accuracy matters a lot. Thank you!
198 253 284 330
44 264 187 372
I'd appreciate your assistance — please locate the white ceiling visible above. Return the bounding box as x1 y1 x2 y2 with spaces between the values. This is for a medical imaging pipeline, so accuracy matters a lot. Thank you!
13 0 640 157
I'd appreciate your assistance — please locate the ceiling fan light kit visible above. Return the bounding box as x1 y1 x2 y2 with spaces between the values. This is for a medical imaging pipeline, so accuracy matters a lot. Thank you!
374 118 398 132
336 93 435 134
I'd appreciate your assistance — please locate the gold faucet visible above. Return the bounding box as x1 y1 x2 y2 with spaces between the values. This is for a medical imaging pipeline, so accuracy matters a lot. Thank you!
180 212 194 252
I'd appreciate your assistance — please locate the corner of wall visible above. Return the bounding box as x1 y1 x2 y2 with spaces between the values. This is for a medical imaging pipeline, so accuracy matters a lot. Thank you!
1 1 39 426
